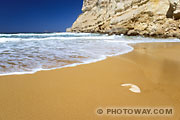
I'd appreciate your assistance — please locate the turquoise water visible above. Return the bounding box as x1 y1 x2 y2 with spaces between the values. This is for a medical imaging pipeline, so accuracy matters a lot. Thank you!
0 32 179 76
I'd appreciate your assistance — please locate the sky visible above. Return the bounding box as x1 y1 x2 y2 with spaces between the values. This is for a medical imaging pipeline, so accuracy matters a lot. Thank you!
0 0 83 33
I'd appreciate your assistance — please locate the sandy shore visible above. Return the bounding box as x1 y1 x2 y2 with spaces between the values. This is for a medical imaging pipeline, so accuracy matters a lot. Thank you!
0 42 180 120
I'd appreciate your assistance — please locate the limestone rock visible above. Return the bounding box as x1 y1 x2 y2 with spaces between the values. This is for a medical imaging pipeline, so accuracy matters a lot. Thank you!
67 0 180 38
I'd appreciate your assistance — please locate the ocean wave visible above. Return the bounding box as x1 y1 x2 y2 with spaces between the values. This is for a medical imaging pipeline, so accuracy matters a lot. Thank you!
0 43 133 76
0 32 101 37
0 32 179 76
0 36 116 43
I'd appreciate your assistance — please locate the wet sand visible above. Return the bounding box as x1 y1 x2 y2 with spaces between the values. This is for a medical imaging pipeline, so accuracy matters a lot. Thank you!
0 42 180 120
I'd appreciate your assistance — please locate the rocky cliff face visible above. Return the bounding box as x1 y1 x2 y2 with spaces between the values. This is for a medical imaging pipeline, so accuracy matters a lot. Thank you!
67 0 180 38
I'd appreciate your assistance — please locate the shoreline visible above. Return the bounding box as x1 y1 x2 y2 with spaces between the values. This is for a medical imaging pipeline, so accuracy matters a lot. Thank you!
0 42 180 120
0 36 179 77
75 31 180 39
0 41 133 77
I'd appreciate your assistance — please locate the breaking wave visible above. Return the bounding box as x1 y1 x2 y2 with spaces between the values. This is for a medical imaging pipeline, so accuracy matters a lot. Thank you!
0 32 179 76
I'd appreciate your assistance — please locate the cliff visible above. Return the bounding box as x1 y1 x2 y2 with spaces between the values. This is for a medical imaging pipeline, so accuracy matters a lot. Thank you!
67 0 180 38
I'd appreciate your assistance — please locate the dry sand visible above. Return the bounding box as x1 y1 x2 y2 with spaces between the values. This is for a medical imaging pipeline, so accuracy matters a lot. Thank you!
0 42 180 120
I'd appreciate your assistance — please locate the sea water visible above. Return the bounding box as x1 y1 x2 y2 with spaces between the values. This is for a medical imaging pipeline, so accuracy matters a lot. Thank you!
0 32 179 76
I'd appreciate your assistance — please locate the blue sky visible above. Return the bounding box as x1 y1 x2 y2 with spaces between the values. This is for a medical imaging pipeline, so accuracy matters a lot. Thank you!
0 0 83 33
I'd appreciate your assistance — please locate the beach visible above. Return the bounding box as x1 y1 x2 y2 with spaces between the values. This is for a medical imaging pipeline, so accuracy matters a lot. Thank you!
0 42 180 120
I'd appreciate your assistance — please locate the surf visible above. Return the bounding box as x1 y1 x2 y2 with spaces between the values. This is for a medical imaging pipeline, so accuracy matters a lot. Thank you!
0 32 179 76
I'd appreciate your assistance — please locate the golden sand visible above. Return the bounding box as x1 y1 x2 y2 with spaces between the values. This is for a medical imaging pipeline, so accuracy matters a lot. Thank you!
0 42 180 120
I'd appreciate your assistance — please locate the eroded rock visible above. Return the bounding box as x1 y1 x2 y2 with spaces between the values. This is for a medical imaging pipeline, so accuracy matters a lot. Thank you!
67 0 180 38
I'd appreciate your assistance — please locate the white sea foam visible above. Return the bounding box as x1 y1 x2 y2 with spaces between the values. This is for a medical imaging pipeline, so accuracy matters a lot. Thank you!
0 32 179 76
0 35 116 43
